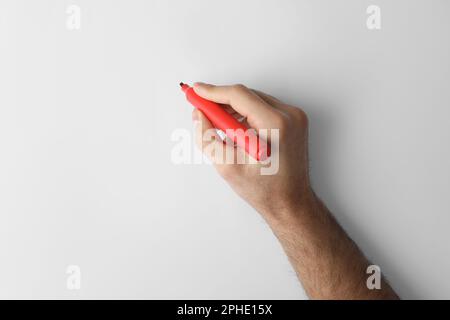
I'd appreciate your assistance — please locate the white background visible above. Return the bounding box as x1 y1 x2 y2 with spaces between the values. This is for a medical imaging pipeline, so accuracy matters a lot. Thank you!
0 0 449 299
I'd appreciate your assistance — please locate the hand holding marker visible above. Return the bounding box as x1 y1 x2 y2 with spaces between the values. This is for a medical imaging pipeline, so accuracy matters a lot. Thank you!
180 82 271 161
179 81 400 300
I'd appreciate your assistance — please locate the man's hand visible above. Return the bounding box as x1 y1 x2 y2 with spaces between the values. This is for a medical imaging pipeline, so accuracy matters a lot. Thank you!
192 82 399 300
192 82 313 220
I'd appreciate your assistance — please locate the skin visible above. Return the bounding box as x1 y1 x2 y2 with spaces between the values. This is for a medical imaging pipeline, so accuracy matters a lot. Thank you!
191 82 399 300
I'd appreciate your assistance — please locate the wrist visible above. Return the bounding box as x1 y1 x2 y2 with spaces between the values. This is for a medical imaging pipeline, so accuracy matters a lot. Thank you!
262 187 320 228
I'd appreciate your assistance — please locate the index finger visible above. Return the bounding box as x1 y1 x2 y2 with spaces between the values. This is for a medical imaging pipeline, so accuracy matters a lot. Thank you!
193 83 283 130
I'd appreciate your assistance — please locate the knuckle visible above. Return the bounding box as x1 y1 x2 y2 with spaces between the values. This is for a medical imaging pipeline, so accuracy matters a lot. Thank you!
290 107 309 126
272 113 289 130
231 83 248 94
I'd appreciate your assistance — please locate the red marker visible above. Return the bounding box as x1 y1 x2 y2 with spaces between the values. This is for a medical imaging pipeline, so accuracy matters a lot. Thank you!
180 83 270 161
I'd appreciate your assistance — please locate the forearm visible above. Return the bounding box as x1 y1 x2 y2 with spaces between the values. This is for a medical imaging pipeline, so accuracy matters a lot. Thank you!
264 191 399 300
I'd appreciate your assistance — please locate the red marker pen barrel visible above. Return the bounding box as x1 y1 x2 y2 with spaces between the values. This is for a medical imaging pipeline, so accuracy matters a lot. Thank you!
180 83 270 161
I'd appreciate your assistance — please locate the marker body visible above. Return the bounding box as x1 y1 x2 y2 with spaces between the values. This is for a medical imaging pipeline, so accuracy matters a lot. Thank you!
181 83 270 161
